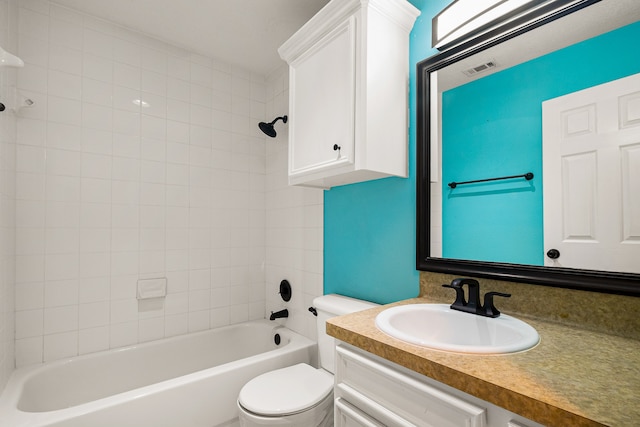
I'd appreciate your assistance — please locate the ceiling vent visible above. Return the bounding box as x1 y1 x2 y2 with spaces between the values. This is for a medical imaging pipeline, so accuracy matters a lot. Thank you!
463 60 497 77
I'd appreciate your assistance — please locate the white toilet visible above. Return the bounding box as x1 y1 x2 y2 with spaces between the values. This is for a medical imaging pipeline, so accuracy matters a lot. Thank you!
237 294 377 426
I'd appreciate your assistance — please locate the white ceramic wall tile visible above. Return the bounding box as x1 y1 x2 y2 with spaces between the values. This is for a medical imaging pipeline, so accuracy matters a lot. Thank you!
79 277 109 303
43 331 77 361
48 44 82 75
17 117 46 147
45 175 80 202
82 78 112 106
82 54 113 83
141 93 166 118
48 95 81 126
17 145 45 173
19 8 49 40
264 66 323 339
191 83 212 107
15 309 43 339
83 29 113 59
109 321 137 348
50 3 81 23
167 56 190 81
190 104 211 127
188 310 209 332
139 317 164 343
47 122 82 151
46 148 81 176
44 227 78 254
212 90 232 112
141 70 166 97
212 109 232 132
112 136 140 160
82 128 112 155
8 0 327 371
83 103 113 131
79 252 110 278
15 282 44 311
15 337 43 367
49 70 81 100
210 307 229 329
141 47 167 72
46 201 79 227
113 38 141 67
164 314 188 337
49 17 83 50
18 63 47 93
43 305 78 334
80 228 110 253
16 254 44 286
20 0 50 15
78 326 109 355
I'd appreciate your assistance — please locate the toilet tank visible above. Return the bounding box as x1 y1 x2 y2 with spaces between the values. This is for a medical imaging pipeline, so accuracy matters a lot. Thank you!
313 294 378 374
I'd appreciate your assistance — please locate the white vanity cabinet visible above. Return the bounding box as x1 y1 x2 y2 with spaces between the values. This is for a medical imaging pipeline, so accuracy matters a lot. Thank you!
278 0 419 188
335 343 545 427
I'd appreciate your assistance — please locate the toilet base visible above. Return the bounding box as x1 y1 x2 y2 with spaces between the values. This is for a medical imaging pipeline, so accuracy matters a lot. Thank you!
237 392 333 427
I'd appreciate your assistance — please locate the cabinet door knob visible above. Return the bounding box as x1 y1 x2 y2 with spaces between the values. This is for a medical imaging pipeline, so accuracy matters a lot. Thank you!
333 144 341 151
546 249 560 259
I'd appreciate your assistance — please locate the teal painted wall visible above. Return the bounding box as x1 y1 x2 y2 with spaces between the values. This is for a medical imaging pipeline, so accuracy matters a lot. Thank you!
323 0 449 304
442 22 640 265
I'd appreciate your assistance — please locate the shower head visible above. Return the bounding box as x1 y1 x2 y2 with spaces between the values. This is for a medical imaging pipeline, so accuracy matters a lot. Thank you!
258 115 288 138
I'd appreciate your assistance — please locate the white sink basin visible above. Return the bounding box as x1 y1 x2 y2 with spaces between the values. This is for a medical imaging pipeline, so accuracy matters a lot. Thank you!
375 304 539 354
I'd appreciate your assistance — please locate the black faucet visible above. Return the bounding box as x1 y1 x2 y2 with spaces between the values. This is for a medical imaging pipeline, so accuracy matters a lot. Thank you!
442 278 510 318
269 309 289 321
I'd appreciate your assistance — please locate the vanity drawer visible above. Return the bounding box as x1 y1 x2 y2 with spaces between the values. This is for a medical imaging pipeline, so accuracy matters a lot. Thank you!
335 398 387 427
335 345 486 427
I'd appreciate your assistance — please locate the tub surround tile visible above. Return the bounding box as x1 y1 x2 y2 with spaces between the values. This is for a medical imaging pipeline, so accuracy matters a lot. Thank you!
5 0 324 372
11 0 270 366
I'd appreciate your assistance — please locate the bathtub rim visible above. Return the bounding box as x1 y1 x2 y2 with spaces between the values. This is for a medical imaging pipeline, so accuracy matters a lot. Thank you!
0 320 316 426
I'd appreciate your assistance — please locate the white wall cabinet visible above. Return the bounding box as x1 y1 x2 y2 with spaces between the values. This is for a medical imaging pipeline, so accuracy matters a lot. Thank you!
278 0 420 188
335 343 545 427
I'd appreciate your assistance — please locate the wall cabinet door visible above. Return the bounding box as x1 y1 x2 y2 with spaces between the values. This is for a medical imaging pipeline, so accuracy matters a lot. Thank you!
289 16 356 179
279 0 420 188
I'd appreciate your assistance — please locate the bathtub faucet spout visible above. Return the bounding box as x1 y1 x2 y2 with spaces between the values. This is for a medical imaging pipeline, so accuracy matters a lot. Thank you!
269 309 288 321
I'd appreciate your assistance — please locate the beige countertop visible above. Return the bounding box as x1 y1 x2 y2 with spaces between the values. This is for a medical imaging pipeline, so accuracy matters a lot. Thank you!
327 296 640 427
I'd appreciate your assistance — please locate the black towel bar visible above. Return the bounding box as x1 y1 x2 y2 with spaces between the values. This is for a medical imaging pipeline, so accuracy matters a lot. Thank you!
448 172 533 189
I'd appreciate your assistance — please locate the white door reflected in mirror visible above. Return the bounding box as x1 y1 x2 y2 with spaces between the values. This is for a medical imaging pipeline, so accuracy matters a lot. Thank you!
543 72 640 274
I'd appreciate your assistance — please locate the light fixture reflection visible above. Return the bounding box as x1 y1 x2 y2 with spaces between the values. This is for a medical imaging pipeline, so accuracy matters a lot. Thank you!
432 0 579 50
132 99 150 108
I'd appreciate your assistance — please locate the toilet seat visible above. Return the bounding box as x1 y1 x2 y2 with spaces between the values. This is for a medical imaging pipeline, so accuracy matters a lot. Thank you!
238 363 333 416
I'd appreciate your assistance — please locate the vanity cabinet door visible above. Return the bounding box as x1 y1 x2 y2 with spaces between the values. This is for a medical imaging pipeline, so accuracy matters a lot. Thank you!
335 344 546 427
288 16 356 184
335 345 486 427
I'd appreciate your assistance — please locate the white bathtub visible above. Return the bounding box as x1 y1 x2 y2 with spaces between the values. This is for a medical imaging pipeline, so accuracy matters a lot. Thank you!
0 320 316 427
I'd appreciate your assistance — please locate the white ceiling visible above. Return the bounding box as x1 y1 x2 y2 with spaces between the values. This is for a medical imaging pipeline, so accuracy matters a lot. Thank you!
50 0 330 75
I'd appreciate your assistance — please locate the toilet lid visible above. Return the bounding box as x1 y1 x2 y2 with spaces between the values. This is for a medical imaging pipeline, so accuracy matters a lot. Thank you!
238 363 333 416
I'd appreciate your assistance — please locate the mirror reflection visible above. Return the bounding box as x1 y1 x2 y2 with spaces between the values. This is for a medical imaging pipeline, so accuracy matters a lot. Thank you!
428 0 640 274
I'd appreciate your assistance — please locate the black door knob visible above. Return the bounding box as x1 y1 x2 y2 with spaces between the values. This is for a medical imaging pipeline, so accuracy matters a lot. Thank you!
333 144 341 151
546 249 560 259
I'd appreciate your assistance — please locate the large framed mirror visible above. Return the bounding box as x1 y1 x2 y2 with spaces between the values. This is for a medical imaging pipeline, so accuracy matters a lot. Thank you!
417 0 640 296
